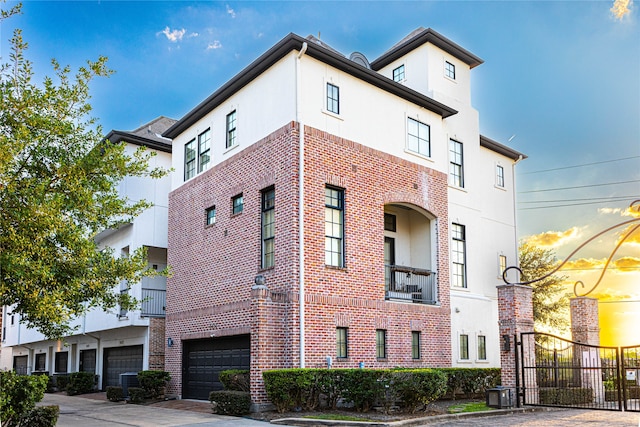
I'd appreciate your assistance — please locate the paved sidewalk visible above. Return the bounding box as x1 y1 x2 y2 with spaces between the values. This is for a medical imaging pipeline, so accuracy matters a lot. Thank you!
40 393 281 427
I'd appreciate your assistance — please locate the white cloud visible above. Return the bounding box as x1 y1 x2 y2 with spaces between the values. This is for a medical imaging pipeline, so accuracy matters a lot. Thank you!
610 0 633 20
226 4 236 18
160 26 187 43
207 41 223 50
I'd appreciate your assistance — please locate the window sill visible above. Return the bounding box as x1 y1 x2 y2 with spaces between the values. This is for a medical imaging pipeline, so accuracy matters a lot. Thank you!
448 184 467 193
404 149 433 163
224 144 239 155
457 359 472 364
321 109 343 121
325 265 347 272
494 184 507 191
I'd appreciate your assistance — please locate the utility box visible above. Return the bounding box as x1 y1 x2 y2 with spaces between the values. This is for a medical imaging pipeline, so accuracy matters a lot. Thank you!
119 372 139 398
486 386 513 409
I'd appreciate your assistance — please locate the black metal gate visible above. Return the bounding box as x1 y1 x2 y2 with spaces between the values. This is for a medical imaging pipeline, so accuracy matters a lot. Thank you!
621 345 640 412
519 332 624 411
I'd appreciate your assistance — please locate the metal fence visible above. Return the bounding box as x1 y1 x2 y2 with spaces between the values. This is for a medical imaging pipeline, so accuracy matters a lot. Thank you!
384 265 436 304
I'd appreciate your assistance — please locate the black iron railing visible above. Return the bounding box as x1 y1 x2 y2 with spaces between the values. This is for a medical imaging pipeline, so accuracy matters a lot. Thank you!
384 265 436 305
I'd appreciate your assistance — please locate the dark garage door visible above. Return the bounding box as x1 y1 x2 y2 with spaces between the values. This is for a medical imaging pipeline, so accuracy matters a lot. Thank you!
103 345 143 388
183 335 250 400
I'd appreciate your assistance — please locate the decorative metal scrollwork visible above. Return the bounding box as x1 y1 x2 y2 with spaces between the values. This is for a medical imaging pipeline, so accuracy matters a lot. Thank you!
503 199 640 297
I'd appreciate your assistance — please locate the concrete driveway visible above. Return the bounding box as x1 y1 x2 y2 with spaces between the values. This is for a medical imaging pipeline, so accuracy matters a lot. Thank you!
39 393 282 427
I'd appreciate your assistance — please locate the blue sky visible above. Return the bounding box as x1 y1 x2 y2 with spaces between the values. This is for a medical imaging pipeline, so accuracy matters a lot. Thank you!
2 1 639 341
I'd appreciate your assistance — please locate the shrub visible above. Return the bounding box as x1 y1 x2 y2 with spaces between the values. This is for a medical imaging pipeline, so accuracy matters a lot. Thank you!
340 369 383 412
66 372 96 396
17 405 59 427
262 369 299 413
219 369 250 392
440 368 500 399
106 386 124 402
137 370 171 399
54 374 70 392
393 369 448 413
0 370 49 427
128 387 146 404
539 387 593 405
209 390 251 415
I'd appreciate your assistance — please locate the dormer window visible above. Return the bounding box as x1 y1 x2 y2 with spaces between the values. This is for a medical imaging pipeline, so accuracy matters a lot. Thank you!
445 61 456 80
393 64 405 82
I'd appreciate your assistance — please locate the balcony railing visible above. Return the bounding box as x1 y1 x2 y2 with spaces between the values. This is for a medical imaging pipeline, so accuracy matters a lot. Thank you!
385 265 437 305
141 288 166 317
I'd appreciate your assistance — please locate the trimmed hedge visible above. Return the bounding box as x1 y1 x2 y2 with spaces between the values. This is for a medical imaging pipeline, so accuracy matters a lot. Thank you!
106 386 124 402
137 370 171 399
17 405 59 427
439 368 501 399
539 387 593 405
262 367 459 413
209 390 251 415
128 387 146 404
66 372 97 395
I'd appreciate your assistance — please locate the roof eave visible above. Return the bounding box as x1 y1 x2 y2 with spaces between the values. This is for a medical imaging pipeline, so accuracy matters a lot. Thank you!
105 130 173 153
480 135 527 161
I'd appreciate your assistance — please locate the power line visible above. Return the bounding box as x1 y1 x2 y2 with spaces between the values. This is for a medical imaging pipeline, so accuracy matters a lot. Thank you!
518 199 638 210
519 179 640 194
519 195 639 204
521 155 640 175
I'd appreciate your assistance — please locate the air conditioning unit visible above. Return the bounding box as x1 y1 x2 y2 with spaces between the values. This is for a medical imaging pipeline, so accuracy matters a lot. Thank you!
119 372 139 398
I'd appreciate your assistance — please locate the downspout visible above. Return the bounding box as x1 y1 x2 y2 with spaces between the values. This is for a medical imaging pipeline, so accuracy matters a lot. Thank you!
512 155 524 282
296 42 308 368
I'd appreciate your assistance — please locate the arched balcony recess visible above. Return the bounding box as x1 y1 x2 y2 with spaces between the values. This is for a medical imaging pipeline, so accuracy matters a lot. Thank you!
383 203 437 305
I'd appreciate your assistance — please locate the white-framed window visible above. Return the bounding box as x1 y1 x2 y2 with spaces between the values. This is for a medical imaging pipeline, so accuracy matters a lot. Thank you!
459 334 469 360
451 223 466 288
226 110 237 149
325 186 344 267
449 139 464 188
393 64 405 82
477 335 487 360
445 61 456 80
261 187 275 269
407 117 430 157
326 83 340 114
496 165 505 188
205 206 216 226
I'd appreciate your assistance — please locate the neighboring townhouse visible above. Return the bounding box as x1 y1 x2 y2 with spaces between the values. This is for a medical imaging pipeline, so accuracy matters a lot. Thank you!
0 117 174 390
162 27 525 405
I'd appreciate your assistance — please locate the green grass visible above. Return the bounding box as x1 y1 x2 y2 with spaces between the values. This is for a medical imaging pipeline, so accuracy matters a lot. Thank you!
447 401 493 414
301 414 377 422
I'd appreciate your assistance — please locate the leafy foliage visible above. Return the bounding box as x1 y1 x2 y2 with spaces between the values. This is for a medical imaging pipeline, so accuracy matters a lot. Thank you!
209 390 251 415
137 370 171 399
106 386 123 402
66 372 97 395
219 369 249 392
0 5 167 338
127 387 146 404
519 242 570 333
0 370 49 427
14 405 59 427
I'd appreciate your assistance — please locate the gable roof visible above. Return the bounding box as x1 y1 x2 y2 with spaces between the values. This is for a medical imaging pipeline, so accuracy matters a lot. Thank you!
370 27 484 71
105 116 175 153
480 135 527 161
163 33 458 139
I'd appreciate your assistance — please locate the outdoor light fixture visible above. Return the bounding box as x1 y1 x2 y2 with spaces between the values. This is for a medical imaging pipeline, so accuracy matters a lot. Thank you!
502 335 511 352
167 337 174 347
486 386 512 409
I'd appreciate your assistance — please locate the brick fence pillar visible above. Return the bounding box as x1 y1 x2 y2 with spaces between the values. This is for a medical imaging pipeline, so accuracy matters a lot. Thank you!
570 297 603 402
497 283 534 404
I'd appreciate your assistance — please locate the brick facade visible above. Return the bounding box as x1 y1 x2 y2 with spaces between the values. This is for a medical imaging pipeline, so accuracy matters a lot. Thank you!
148 317 166 371
570 297 600 346
166 122 452 403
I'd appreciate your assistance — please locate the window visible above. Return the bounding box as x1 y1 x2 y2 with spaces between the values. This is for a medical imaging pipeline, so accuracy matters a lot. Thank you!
184 139 196 180
205 206 216 226
478 335 487 360
337 327 348 358
499 255 507 277
459 334 469 360
445 61 456 79
198 128 211 173
451 223 466 288
232 194 243 215
407 118 430 157
376 329 387 359
326 83 340 114
261 187 275 269
325 186 344 267
412 331 421 360
384 213 396 232
119 280 129 317
393 64 405 82
35 353 46 371
496 165 505 188
449 139 464 187
226 110 237 149
55 352 68 373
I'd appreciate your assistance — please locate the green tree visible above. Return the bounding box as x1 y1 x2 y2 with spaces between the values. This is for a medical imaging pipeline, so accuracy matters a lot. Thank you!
0 4 167 338
519 242 570 333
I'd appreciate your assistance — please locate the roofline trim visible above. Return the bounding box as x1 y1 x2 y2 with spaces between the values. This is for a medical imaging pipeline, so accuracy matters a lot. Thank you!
163 33 457 139
105 130 173 153
370 28 484 71
479 135 527 161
